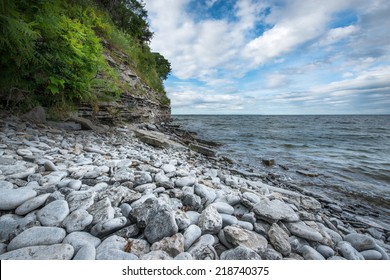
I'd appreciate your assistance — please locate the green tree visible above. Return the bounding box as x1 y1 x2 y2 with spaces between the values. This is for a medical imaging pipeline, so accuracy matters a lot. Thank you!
153 52 171 81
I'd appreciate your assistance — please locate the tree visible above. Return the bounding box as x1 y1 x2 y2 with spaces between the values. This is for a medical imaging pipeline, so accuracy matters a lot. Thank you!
153 52 171 81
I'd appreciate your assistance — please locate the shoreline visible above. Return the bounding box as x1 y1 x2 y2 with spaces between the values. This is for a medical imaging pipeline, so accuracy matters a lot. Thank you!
0 116 389 260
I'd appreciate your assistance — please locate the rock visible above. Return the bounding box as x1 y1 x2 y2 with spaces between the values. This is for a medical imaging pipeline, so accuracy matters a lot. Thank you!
296 170 319 177
174 252 193 260
198 205 222 234
0 243 6 255
262 159 275 167
183 225 202 251
0 213 38 243
44 160 57 172
344 233 377 251
15 193 50 216
182 193 202 211
194 183 217 206
373 245 389 260
68 180 82 190
155 172 170 185
236 220 254 231
175 176 196 188
41 171 67 185
144 204 178 244
174 209 191 230
210 202 234 215
162 164 176 173
115 224 139 239
224 226 268 252
125 239 150 257
187 234 218 260
69 115 97 130
186 211 200 225
37 200 69 227
129 198 158 228
316 245 335 259
328 256 347 260
62 232 101 252
90 217 127 237
253 198 299 223
189 143 216 157
0 244 74 260
337 241 364 260
140 250 173 260
268 223 291 256
134 172 152 186
289 236 310 254
285 221 323 242
66 190 96 212
87 198 115 225
98 186 141 207
16 149 33 157
135 129 185 150
73 244 96 260
221 246 262 260
151 233 184 257
259 248 283 260
119 203 132 218
301 245 325 260
96 235 137 260
241 212 256 224
0 187 37 210
21 106 46 123
360 249 383 260
62 209 93 232
220 214 238 227
7 226 66 251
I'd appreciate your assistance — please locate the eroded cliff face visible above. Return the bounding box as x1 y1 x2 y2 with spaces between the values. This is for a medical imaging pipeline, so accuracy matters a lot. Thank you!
77 48 171 125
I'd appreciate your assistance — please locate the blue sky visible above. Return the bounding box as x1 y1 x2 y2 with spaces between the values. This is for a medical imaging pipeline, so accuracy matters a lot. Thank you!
144 0 390 114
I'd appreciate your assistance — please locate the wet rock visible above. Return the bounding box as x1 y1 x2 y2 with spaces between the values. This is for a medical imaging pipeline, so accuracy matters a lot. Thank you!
151 233 184 257
15 193 50 216
0 244 74 260
0 187 37 210
301 245 325 260
344 233 377 251
144 204 178 244
268 223 291 256
285 221 323 242
37 200 69 227
183 225 202 251
253 198 299 223
224 226 268 252
337 241 364 260
7 226 66 251
221 246 262 260
198 205 222 234
62 209 93 232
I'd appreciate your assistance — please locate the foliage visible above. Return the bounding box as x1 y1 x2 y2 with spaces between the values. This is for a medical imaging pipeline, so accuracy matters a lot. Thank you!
0 0 170 111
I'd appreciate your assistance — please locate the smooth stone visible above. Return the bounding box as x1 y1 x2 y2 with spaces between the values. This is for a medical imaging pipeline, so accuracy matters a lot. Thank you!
183 225 202 251
344 233 377 251
130 193 156 208
140 250 172 260
62 209 93 232
44 160 57 171
316 245 335 259
144 204 178 244
221 246 262 260
62 232 101 251
236 220 254 231
0 243 6 255
174 252 193 260
187 234 218 260
17 149 33 157
151 233 184 257
186 211 200 225
41 171 67 185
174 209 191 230
87 197 115 225
7 226 66 251
224 226 268 252
182 193 202 211
90 217 127 237
220 213 238 227
96 235 137 260
68 180 82 190
242 192 261 204
301 245 325 260
129 198 158 228
125 239 150 257
162 164 176 173
119 203 132 218
289 236 310 254
175 176 196 188
115 224 139 239
0 244 74 260
0 188 37 210
210 202 234 215
328 256 347 260
198 205 222 234
134 183 156 193
37 200 69 226
285 221 323 242
194 183 217 206
134 171 152 186
241 212 257 224
73 243 96 260
366 228 383 239
15 193 50 216
154 172 170 185
66 190 96 212
253 198 299 223
218 229 233 249
268 223 291 257
374 244 389 260
360 249 383 260
259 248 283 260
0 213 39 243
337 241 364 260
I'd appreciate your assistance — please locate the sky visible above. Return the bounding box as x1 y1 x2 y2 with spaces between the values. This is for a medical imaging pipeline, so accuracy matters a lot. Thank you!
144 0 390 115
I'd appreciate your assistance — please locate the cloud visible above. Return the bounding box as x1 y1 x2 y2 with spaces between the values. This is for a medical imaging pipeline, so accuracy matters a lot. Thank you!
265 73 289 89
319 25 359 46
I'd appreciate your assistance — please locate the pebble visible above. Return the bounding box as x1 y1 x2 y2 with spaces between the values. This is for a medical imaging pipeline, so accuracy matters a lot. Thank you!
0 187 37 210
337 241 365 260
285 221 323 242
95 235 137 260
16 149 33 157
174 209 191 230
140 250 172 260
62 209 93 232
236 220 254 231
175 176 196 188
360 249 383 260
15 193 50 216
220 213 238 227
224 226 268 252
183 225 202 251
301 245 325 260
126 239 150 257
62 232 101 251
115 224 139 239
210 202 234 215
198 205 223 234
90 217 127 237
220 246 262 260
88 197 115 225
0 244 74 260
7 226 66 251
253 198 299 223
316 245 335 259
73 243 96 260
144 204 178 244
37 200 69 226
174 252 193 260
150 233 184 257
44 160 57 171
344 233 377 251
268 223 291 256
66 190 96 211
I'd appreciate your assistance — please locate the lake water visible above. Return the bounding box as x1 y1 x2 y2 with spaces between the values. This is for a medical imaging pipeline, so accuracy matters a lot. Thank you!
172 115 390 219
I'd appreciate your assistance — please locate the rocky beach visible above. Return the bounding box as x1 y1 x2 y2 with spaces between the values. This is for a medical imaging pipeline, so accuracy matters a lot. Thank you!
0 115 389 260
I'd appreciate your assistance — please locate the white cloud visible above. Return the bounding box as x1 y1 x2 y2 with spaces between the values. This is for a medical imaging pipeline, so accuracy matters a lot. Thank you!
319 25 359 46
265 73 289 89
